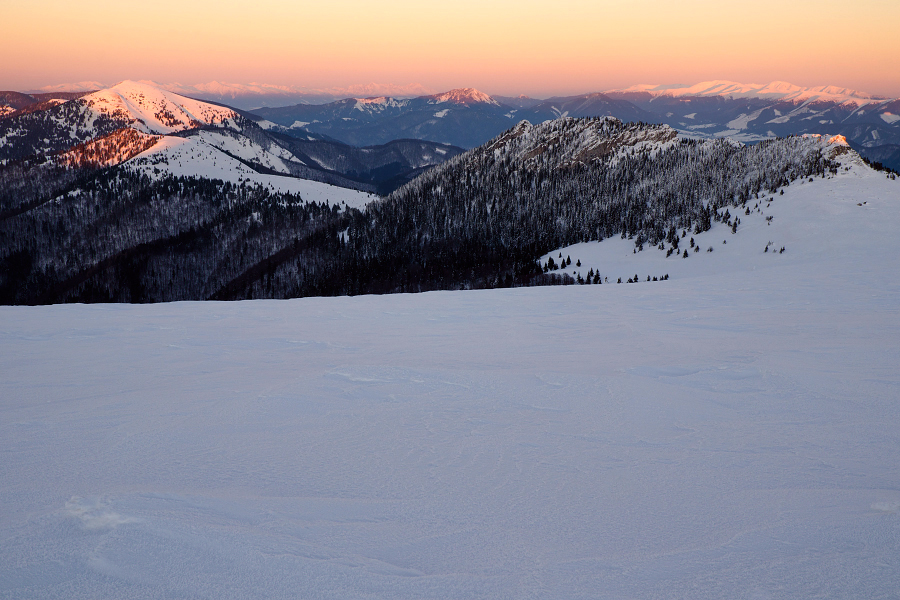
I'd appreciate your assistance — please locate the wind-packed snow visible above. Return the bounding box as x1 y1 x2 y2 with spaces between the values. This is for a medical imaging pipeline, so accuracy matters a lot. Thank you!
2 158 899 598
126 135 376 209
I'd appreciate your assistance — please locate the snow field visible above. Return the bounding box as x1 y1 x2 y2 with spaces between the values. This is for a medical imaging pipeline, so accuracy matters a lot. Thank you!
1 160 899 599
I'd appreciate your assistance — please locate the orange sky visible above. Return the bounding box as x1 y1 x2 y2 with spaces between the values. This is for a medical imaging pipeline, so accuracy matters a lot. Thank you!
2 0 898 97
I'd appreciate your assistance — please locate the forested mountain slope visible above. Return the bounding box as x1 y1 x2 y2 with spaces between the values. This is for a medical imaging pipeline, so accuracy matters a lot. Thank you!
328 118 854 294
0 81 458 196
3 117 875 304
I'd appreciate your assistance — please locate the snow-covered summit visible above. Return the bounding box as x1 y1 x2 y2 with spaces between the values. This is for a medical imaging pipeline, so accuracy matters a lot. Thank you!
34 81 106 93
484 117 678 167
80 80 241 135
425 88 499 106
613 80 884 106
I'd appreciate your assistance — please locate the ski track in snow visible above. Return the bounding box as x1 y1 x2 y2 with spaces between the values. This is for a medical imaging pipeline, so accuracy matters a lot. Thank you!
1 165 899 599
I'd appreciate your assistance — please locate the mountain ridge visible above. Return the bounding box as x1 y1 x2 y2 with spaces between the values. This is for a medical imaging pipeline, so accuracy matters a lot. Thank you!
0 81 461 195
609 80 886 105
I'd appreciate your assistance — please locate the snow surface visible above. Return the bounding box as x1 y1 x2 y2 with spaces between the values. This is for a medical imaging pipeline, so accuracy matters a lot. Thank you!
1 163 899 599
126 135 376 209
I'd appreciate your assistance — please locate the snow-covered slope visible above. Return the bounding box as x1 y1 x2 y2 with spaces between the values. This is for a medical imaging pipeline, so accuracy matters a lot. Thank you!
0 81 383 206
615 80 886 106
58 128 161 168
1 162 898 598
424 88 499 106
542 136 899 283
126 133 377 208
350 96 412 113
484 117 678 167
0 81 245 160
78 80 241 134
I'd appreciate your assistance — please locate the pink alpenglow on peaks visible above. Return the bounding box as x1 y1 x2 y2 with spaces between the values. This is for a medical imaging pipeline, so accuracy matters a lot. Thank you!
425 89 499 106
81 80 240 135
609 80 884 107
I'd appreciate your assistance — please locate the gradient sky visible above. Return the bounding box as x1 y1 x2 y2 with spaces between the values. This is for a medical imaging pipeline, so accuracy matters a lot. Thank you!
2 0 898 97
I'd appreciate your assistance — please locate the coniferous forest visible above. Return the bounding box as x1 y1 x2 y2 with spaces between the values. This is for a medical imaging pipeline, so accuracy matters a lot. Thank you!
0 118 841 304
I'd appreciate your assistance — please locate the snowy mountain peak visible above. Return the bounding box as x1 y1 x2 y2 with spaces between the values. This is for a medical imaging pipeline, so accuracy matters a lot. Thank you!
612 80 883 106
35 81 106 93
81 81 240 135
426 88 498 106
802 133 850 148
484 117 678 168
801 133 860 163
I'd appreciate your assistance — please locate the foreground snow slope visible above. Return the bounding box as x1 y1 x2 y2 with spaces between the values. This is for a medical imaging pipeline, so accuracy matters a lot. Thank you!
1 170 899 599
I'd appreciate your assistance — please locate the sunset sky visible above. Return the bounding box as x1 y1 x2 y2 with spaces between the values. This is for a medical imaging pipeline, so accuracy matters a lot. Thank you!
3 0 898 97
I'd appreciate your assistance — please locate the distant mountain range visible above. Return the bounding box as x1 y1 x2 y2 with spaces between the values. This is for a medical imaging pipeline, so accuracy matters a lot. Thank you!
3 78 895 305
244 80 900 170
4 79 899 177
605 81 900 163
4 110 878 304
250 88 651 149
15 80 900 170
28 81 437 110
0 81 462 195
